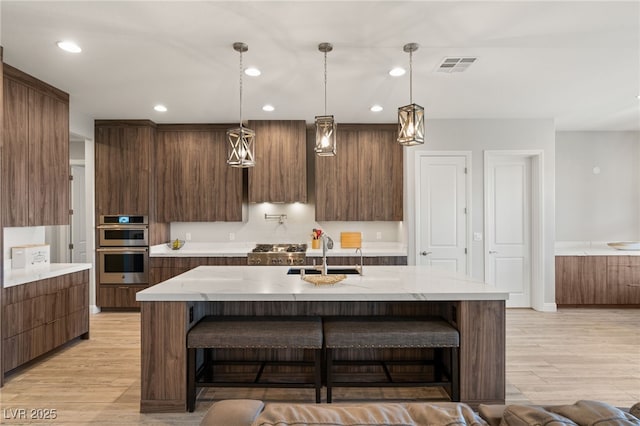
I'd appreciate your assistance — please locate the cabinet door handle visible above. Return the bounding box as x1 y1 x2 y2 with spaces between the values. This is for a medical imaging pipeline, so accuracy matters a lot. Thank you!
489 250 498 254
420 251 432 256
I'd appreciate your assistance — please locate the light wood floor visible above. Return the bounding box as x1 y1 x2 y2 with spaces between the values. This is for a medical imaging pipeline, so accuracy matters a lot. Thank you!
0 308 637 424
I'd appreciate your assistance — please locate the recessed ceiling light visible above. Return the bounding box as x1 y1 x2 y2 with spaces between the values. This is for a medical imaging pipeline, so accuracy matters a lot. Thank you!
262 104 275 112
245 67 261 77
370 105 383 112
57 40 82 53
154 104 167 112
389 67 405 77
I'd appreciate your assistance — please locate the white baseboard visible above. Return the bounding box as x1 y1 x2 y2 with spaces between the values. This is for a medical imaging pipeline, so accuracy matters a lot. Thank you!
90 305 101 314
539 302 557 312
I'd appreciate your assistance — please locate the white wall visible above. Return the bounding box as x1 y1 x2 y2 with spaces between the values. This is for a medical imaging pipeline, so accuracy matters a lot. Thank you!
556 131 640 241
404 119 556 311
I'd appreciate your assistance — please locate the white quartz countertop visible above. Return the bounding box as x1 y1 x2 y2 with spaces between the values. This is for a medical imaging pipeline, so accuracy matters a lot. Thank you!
136 265 507 302
150 242 256 257
555 241 640 256
150 242 407 258
3 263 92 288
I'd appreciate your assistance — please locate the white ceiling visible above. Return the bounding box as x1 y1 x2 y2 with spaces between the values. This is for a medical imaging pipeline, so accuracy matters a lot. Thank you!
1 1 639 131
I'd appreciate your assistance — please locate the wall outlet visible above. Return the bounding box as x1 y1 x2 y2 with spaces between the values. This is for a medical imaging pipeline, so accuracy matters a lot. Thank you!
229 232 235 241
185 233 192 241
376 232 382 240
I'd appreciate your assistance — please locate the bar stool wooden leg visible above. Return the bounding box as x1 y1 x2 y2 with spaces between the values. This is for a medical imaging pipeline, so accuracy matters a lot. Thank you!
314 349 322 403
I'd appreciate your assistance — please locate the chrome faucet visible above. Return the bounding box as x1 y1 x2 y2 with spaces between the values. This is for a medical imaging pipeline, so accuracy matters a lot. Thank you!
320 234 334 275
355 247 364 275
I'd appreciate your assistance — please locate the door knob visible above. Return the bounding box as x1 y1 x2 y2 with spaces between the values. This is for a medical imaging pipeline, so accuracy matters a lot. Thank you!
420 251 432 256
489 250 498 254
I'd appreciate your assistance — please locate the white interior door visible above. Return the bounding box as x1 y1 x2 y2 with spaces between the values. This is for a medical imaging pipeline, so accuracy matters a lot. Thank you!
71 165 87 263
485 154 531 307
417 155 468 273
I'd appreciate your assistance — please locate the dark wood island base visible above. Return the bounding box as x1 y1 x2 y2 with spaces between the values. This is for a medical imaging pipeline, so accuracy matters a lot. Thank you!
140 299 505 412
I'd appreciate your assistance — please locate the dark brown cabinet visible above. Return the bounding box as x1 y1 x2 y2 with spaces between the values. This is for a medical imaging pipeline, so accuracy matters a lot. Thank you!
2 64 69 227
95 120 155 216
555 256 640 305
2 270 89 373
98 285 148 310
150 257 247 285
305 256 407 266
605 256 640 304
248 120 307 203
155 124 243 222
94 120 169 310
315 124 402 221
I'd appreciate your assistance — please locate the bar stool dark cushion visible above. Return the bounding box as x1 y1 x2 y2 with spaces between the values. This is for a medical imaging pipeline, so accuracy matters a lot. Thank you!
324 318 459 348
188 316 323 349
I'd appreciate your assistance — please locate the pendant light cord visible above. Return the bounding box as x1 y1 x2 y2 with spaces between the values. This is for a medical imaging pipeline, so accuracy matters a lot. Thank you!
324 50 328 115
409 49 413 105
239 49 243 126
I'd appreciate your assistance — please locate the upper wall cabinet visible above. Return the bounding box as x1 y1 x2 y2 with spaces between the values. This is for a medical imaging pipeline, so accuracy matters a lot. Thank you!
95 120 155 216
248 120 307 203
155 124 243 222
2 65 69 227
315 124 403 221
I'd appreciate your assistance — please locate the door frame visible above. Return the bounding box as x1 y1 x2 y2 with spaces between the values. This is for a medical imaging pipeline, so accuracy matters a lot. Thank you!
414 150 472 275
483 150 544 309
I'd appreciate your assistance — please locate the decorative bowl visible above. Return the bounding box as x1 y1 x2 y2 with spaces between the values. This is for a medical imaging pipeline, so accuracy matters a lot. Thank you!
166 239 185 250
607 242 640 251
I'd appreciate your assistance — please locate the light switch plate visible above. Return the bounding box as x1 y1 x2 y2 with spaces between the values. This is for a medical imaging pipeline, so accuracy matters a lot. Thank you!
473 232 482 241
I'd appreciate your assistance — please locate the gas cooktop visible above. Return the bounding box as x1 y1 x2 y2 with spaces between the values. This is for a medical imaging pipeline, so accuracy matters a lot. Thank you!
248 243 307 265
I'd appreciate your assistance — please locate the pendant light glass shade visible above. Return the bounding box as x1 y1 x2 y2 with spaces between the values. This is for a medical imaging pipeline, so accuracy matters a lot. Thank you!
227 42 256 167
397 43 425 146
315 42 336 156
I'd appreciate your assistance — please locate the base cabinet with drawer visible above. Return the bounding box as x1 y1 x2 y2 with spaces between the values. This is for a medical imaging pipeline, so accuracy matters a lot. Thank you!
2 270 89 374
98 285 148 310
555 256 640 306
150 257 247 285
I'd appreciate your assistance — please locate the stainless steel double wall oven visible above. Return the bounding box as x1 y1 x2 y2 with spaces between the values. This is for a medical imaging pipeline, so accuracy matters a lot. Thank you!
97 215 149 284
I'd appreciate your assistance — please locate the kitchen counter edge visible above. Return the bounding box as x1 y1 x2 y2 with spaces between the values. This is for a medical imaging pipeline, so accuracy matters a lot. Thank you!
3 263 92 288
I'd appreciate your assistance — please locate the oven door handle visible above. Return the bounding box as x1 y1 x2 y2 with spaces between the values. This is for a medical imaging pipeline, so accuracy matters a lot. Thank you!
96 247 149 252
97 225 149 230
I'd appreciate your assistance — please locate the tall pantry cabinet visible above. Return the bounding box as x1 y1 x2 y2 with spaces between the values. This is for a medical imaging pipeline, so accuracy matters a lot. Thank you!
94 120 169 309
2 64 69 227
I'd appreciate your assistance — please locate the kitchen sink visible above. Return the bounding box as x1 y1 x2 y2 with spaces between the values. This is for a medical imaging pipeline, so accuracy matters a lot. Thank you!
287 267 361 275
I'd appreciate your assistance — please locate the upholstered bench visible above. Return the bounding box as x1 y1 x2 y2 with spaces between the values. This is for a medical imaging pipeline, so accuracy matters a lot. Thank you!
323 317 460 403
187 316 323 412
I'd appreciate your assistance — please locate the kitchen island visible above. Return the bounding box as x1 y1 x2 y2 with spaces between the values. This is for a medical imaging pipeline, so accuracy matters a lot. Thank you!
136 265 508 412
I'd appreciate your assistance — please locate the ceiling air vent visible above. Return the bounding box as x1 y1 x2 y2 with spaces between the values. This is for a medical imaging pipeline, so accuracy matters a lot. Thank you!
437 57 477 73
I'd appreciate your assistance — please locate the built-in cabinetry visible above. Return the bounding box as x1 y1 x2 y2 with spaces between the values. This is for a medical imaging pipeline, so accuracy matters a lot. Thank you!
150 257 247 285
315 124 402 221
155 124 243 222
248 120 307 203
2 270 89 374
2 64 69 227
306 256 407 266
555 256 640 305
95 120 155 216
94 120 169 309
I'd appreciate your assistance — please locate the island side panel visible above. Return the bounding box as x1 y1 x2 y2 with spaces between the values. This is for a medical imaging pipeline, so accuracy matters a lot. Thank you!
140 301 189 412
457 300 505 406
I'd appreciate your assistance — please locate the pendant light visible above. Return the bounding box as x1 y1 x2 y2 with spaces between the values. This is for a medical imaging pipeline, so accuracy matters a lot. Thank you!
227 42 255 167
315 42 337 156
397 43 424 146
